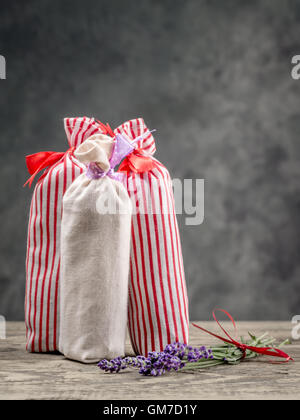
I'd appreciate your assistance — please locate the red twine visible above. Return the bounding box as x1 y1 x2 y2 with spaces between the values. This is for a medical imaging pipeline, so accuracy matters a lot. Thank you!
192 309 293 363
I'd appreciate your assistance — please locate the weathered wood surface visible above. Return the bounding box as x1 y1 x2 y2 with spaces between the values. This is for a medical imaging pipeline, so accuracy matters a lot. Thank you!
0 322 299 400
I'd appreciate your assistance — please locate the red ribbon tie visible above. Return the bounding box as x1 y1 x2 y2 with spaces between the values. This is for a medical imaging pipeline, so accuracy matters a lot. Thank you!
24 147 74 188
118 148 157 174
192 309 293 363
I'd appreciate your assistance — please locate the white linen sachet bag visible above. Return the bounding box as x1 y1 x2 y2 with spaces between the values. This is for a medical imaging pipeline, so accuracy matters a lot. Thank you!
59 133 132 363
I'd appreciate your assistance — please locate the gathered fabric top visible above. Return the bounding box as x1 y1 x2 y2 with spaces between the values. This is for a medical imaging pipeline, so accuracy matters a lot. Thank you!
74 134 114 172
25 117 157 188
114 118 156 156
64 117 156 156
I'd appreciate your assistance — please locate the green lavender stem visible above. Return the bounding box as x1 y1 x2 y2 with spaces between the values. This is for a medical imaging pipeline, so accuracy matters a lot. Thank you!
180 332 290 372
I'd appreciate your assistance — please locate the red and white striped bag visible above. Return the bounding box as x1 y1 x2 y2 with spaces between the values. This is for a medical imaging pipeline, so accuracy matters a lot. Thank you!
25 117 108 352
115 118 189 356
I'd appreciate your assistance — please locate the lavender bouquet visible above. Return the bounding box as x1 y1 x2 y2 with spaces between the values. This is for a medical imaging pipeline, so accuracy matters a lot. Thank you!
98 333 291 377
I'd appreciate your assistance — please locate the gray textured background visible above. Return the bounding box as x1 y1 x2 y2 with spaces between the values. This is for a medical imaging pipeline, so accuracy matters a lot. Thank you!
1 0 300 321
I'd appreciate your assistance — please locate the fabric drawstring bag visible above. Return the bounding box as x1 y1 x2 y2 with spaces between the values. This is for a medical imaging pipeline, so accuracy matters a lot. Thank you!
59 133 132 363
24 117 113 352
114 118 189 356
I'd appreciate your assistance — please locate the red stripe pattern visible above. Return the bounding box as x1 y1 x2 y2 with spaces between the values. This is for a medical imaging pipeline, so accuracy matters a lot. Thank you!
115 118 189 356
25 117 105 352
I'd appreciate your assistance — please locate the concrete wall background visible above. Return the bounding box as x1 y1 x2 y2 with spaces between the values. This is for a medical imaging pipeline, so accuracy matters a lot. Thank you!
1 0 300 321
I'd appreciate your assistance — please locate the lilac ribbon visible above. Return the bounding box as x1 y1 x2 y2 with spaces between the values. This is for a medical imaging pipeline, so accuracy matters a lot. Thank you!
86 162 125 182
86 129 155 182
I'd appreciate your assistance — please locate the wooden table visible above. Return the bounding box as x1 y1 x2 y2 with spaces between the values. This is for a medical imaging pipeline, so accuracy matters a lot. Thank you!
0 322 299 400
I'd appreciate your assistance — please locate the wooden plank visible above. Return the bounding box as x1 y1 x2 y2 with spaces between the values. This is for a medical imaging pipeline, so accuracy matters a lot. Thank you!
0 322 299 400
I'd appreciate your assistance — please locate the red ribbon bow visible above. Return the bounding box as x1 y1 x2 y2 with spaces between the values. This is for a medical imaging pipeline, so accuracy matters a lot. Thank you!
24 120 116 188
118 148 157 173
24 147 74 188
192 309 293 363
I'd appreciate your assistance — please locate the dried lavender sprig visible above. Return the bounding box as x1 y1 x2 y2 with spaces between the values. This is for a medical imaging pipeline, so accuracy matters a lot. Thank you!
98 355 146 373
98 335 290 376
98 342 211 376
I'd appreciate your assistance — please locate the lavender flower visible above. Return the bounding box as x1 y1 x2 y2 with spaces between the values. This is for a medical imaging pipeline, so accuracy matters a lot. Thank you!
138 349 185 376
186 346 214 362
97 333 291 376
98 355 146 373
98 342 213 376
